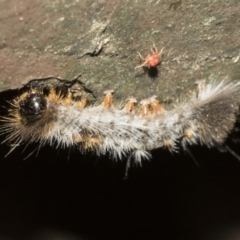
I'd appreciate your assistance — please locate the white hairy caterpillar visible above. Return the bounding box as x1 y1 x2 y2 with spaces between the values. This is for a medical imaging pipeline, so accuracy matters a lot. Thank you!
1 78 240 165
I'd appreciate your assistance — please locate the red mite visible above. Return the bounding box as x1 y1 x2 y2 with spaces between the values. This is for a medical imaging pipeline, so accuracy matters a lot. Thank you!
135 45 164 69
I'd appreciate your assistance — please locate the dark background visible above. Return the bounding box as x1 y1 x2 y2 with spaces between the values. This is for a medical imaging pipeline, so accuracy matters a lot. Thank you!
1 91 240 240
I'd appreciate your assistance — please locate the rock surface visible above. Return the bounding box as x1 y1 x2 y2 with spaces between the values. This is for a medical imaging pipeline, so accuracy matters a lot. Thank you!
0 0 240 105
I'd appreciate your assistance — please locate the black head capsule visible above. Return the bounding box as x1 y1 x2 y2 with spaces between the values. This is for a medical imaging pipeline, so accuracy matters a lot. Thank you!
19 93 47 124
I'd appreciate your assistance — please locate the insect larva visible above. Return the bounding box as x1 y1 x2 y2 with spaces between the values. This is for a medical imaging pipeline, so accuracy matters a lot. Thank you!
1 79 240 165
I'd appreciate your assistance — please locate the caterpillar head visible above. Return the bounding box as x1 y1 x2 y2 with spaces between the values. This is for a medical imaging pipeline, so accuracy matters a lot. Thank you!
19 92 47 125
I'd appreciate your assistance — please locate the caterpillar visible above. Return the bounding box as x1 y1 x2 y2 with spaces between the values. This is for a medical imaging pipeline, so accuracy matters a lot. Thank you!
1 77 240 167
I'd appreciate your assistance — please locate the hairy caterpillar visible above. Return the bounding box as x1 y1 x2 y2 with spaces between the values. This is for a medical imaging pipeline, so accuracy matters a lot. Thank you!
1 77 240 166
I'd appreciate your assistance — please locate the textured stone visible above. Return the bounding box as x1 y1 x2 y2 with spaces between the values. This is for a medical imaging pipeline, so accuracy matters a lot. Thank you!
0 0 239 105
